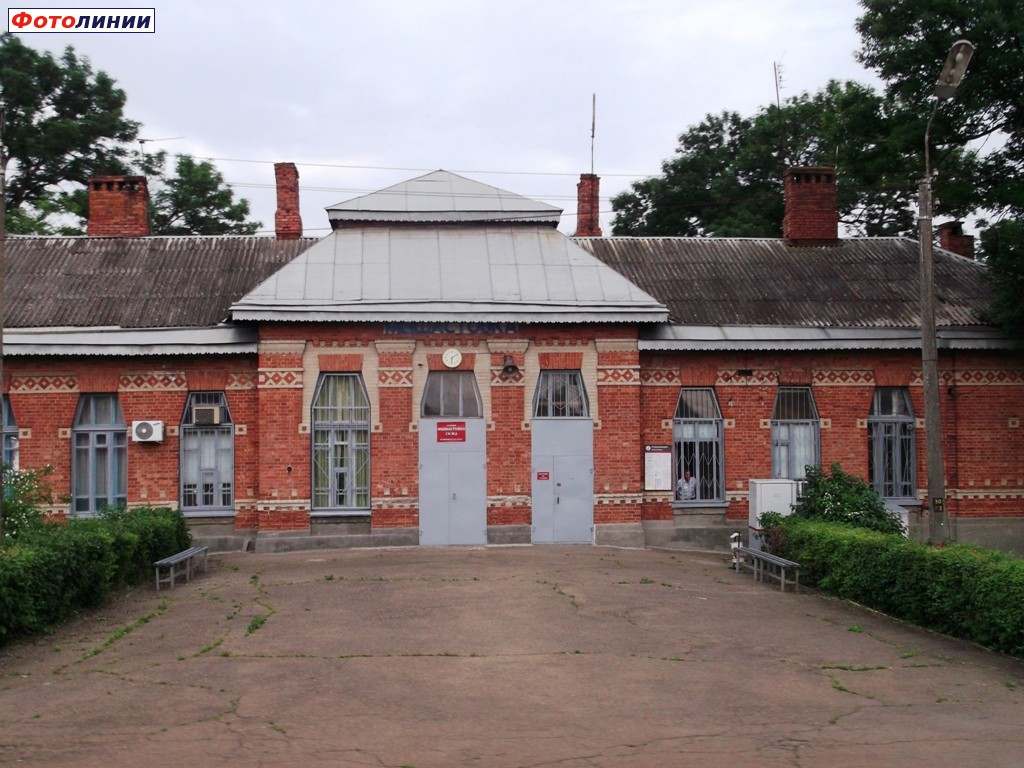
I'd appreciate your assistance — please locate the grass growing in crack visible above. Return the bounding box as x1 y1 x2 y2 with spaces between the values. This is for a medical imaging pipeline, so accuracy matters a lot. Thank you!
84 604 168 659
847 624 864 633
821 664 888 672
196 637 225 656
246 616 267 635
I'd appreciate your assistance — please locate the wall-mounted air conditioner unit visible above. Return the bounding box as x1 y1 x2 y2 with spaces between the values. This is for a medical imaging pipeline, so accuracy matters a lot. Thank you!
193 406 221 425
132 420 164 443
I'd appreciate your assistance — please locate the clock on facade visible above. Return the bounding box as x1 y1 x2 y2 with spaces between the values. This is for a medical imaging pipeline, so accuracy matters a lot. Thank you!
442 348 462 368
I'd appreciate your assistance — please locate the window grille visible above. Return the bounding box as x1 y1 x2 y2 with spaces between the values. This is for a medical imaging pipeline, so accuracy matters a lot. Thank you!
771 387 820 480
868 387 916 499
533 371 589 418
312 374 371 510
673 388 724 502
180 392 234 513
422 371 482 418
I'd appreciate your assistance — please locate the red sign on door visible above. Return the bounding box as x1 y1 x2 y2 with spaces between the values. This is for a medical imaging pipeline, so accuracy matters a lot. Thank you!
536 471 550 481
436 421 467 443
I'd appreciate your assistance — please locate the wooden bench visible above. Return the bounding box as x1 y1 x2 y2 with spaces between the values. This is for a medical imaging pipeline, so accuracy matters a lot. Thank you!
734 545 800 592
154 546 209 591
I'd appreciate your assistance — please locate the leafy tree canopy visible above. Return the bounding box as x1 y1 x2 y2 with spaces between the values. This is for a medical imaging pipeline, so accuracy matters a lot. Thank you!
149 153 261 235
611 80 979 237
978 219 1024 338
0 33 137 233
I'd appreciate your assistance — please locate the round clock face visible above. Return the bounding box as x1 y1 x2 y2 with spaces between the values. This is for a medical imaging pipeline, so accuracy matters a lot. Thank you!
442 348 462 368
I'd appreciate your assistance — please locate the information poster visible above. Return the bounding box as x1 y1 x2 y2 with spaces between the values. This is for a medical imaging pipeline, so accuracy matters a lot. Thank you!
643 444 672 491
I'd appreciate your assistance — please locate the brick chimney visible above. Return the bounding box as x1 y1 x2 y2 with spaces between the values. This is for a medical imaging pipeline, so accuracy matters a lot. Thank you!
574 173 602 237
274 162 302 239
783 167 839 245
937 221 975 260
87 176 150 237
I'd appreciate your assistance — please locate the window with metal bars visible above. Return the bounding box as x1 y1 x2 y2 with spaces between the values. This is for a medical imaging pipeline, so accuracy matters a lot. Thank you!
533 371 589 418
180 392 234 514
868 387 916 500
771 387 820 480
312 374 371 511
421 371 482 418
72 394 127 514
673 388 725 503
3 396 18 470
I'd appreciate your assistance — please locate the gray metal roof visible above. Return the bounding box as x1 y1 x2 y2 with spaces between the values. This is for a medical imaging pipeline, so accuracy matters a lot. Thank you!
5 235 318 330
574 236 995 329
326 170 562 225
231 225 668 323
640 324 1016 352
5 326 257 356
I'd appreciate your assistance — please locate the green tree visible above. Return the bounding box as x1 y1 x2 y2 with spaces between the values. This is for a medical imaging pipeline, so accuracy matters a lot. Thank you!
0 33 138 233
979 218 1024 337
856 0 1024 218
149 153 261 235
611 81 977 237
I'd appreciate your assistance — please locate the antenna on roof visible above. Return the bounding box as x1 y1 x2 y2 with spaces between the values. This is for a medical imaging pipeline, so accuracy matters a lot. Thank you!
773 60 787 168
138 136 185 157
590 93 596 175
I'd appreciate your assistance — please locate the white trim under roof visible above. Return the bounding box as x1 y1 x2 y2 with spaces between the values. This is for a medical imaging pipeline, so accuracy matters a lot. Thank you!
4 325 257 356
640 325 1020 351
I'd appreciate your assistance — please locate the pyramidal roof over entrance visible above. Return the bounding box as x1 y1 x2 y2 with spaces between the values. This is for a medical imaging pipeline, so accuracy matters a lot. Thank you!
233 171 667 324
326 169 563 225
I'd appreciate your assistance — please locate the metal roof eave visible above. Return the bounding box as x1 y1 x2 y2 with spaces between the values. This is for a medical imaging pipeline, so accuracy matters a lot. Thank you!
4 325 258 356
638 325 1020 351
232 305 669 324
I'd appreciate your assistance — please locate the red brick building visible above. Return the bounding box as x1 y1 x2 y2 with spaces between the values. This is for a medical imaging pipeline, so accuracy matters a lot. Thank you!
4 165 1022 553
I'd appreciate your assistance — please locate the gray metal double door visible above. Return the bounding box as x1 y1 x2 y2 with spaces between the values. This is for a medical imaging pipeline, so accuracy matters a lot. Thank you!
418 419 487 545
531 419 594 543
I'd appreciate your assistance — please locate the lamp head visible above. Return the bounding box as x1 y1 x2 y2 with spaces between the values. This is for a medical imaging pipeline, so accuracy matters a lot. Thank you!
934 40 974 100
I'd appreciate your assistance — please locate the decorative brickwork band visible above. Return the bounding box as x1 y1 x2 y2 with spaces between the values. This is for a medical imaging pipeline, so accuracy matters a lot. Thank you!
490 368 525 386
538 352 584 369
812 369 876 386
716 369 779 386
10 374 78 393
258 369 304 388
119 372 188 391
378 368 414 387
640 369 682 386
226 372 258 390
597 366 641 385
910 370 957 386
954 369 1024 386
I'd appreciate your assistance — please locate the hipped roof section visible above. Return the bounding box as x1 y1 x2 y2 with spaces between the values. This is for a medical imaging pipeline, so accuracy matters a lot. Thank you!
234 170 668 324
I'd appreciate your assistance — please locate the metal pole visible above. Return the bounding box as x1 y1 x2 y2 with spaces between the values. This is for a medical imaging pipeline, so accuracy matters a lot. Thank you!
918 165 946 544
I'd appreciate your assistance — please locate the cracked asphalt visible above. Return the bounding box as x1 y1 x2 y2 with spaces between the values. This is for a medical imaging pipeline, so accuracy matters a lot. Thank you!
2 545 1022 767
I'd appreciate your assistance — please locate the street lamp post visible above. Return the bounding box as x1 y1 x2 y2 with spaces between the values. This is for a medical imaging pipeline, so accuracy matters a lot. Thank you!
920 40 974 546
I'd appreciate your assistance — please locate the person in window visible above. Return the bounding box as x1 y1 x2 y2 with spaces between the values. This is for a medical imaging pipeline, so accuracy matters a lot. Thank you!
677 470 697 501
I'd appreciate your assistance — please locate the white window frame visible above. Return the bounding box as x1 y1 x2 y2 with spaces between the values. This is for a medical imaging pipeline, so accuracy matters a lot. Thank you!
673 388 725 504
311 374 371 513
2 396 19 470
421 371 482 418
771 387 820 481
868 387 916 501
533 370 590 418
180 392 234 516
72 394 127 515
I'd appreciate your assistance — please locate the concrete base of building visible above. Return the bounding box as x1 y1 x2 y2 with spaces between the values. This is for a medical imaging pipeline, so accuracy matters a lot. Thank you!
595 522 646 548
643 512 745 551
251 526 420 553
488 525 531 545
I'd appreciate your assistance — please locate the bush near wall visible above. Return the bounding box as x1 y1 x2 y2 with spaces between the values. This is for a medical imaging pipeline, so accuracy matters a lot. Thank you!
773 518 1024 658
0 507 191 645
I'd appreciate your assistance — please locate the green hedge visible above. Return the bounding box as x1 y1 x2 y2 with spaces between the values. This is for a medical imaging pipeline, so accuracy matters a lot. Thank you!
0 506 191 644
774 518 1024 658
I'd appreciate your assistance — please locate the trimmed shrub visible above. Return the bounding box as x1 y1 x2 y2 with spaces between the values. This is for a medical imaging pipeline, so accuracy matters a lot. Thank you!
774 517 1024 658
793 463 905 534
0 506 191 644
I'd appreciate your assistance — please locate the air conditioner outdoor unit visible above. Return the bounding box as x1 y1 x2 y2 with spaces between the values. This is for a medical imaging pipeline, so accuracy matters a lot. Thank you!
193 405 221 425
132 420 164 443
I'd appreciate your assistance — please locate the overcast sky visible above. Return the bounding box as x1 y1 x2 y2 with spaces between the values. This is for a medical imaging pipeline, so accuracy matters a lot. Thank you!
11 0 881 236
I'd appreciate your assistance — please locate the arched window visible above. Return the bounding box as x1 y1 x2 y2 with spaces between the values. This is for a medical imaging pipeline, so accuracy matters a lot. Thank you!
312 374 371 511
180 392 234 514
771 387 820 481
868 387 916 500
533 371 589 418
72 394 127 514
673 388 724 503
2 396 18 470
421 371 482 418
